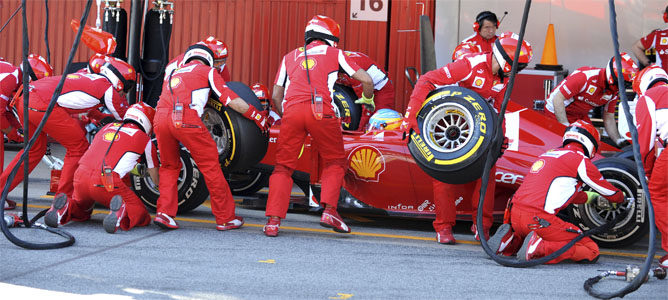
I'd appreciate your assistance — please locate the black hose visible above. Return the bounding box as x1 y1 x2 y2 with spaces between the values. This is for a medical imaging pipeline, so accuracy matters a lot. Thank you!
0 4 21 34
44 0 51 64
0 0 94 250
583 1 657 298
475 0 626 268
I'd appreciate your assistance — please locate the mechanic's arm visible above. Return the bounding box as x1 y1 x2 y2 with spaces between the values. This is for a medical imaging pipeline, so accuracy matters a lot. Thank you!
635 95 657 175
632 40 650 68
351 69 374 99
550 91 570 125
147 167 159 185
578 158 624 203
272 85 285 116
603 111 625 147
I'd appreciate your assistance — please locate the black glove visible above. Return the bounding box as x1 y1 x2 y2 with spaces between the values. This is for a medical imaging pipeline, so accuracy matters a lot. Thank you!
616 138 631 149
499 136 509 157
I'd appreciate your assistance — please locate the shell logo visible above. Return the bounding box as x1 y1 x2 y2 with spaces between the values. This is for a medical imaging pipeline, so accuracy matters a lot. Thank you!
103 131 120 142
586 85 597 95
348 146 385 182
170 77 181 89
472 76 484 88
66 74 81 80
530 159 545 173
300 58 316 70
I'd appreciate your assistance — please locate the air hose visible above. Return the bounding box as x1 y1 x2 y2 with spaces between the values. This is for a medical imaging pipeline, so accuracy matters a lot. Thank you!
474 0 637 268
582 1 658 298
0 0 94 250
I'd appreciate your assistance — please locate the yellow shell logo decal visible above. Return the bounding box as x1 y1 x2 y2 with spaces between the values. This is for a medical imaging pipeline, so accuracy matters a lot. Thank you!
66 74 81 79
348 146 385 182
530 159 545 173
170 77 181 89
103 131 120 142
300 58 316 70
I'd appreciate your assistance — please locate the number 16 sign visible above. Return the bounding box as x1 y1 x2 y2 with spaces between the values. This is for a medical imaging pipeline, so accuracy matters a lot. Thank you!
350 0 388 22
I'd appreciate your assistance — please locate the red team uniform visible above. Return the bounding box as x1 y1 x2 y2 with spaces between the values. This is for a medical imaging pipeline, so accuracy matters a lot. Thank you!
336 51 395 128
0 72 128 198
460 32 497 54
0 61 23 171
639 28 668 73
165 53 231 83
545 66 619 123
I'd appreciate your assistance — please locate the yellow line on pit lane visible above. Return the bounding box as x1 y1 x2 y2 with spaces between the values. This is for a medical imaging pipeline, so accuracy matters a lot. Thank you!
16 203 661 259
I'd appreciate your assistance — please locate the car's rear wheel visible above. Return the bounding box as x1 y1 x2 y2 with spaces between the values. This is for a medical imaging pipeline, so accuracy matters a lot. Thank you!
407 86 498 184
568 157 648 248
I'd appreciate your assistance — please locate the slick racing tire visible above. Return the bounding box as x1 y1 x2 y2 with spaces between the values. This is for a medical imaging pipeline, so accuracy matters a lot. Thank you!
203 81 269 172
612 145 634 161
131 147 209 214
567 157 648 248
333 83 362 131
225 168 270 196
407 86 497 184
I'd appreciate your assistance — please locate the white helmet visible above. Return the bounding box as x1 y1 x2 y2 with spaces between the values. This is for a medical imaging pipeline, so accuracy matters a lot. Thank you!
124 102 155 134
182 43 215 67
632 64 668 96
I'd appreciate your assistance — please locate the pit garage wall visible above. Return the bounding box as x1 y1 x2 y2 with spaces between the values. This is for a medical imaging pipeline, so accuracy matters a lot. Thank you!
435 0 668 73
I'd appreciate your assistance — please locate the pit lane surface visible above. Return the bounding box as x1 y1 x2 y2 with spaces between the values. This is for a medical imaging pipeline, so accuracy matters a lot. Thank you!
1 145 666 299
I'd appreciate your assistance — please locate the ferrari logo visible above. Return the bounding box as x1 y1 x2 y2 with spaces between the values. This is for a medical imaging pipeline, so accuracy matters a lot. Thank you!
301 58 317 70
348 146 385 182
530 159 545 173
586 85 597 95
103 131 120 142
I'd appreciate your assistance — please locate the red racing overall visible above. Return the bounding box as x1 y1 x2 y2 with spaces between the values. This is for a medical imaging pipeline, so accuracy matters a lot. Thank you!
0 73 128 198
406 52 507 235
0 61 23 169
65 122 157 230
509 144 623 263
544 67 618 123
639 29 668 74
154 62 240 224
266 40 361 218
460 32 497 53
635 84 668 255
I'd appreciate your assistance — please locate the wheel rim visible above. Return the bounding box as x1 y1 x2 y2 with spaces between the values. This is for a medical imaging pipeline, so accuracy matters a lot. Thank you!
226 169 263 191
202 107 231 156
582 178 635 231
423 102 474 153
141 155 187 194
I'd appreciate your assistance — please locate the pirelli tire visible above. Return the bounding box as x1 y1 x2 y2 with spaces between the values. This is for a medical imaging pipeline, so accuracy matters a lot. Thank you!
131 147 209 214
202 81 269 172
567 157 648 248
333 83 362 131
226 168 270 196
407 86 498 184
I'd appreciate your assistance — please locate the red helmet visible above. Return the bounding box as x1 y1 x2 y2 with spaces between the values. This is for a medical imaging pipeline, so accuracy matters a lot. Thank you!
88 53 108 74
251 82 271 110
632 64 668 96
492 32 533 73
562 120 600 158
20 54 53 81
605 52 638 86
201 36 228 60
452 42 481 61
183 43 215 67
124 102 155 134
99 57 136 93
304 15 340 47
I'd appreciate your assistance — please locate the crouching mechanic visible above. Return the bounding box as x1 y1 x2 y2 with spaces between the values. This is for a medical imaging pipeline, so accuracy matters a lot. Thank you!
263 15 374 237
153 43 268 230
0 56 131 199
402 32 533 244
489 120 624 263
44 103 158 233
631 64 668 268
544 53 638 148
0 54 53 210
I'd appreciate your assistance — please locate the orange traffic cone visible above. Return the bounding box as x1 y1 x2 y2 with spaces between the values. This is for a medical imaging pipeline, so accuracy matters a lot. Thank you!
535 23 563 71
70 19 117 55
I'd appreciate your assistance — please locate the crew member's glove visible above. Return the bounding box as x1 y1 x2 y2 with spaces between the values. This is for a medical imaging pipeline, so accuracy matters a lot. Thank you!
130 163 147 177
585 191 601 205
615 138 631 149
6 128 23 143
400 111 420 137
354 93 375 112
243 105 268 132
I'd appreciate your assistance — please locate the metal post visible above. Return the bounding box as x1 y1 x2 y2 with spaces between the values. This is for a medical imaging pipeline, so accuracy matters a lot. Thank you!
127 0 143 104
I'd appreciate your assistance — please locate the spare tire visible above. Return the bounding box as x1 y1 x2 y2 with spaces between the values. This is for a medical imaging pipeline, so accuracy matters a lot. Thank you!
203 81 269 172
332 83 362 131
407 86 498 184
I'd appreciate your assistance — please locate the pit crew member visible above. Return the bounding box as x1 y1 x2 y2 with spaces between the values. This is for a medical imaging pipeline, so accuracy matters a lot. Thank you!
44 103 158 234
488 120 623 263
336 51 395 128
630 64 668 268
544 53 638 148
165 36 230 81
153 43 267 230
632 5 668 71
252 82 281 126
0 56 131 200
263 15 374 237
458 11 500 53
402 32 533 244
0 54 52 210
